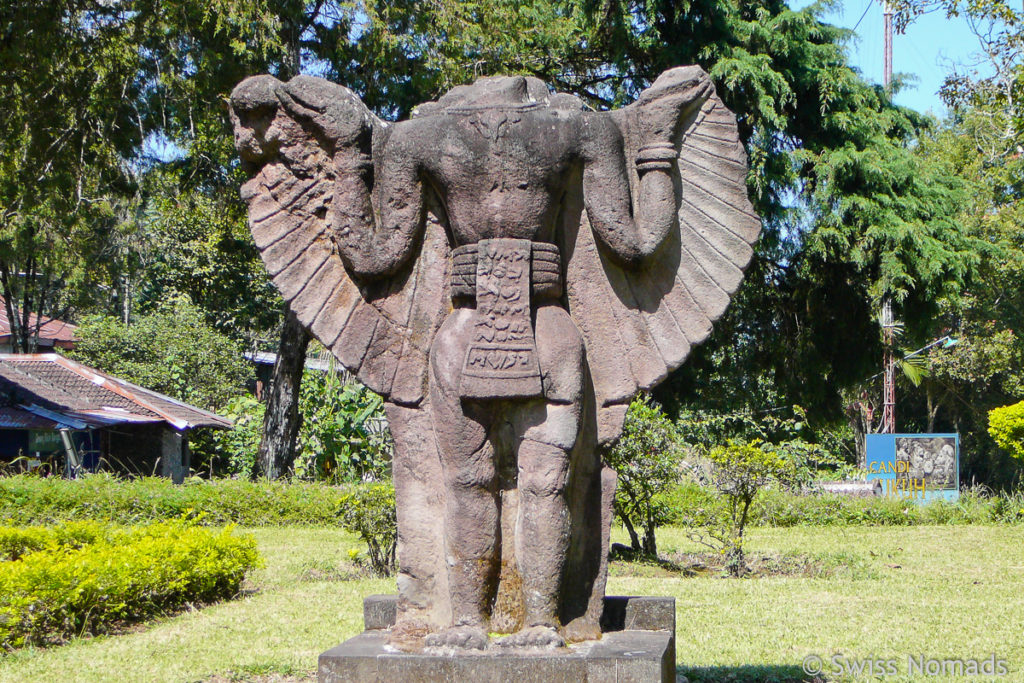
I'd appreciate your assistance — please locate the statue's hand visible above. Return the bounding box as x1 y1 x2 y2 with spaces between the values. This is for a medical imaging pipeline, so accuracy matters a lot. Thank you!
275 75 376 155
633 66 714 147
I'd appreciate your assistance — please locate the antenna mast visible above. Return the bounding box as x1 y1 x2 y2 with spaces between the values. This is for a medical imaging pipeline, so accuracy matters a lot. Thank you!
883 1 894 92
880 299 896 433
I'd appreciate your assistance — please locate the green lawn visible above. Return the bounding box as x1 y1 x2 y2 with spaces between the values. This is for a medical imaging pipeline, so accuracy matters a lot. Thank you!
1 525 1021 682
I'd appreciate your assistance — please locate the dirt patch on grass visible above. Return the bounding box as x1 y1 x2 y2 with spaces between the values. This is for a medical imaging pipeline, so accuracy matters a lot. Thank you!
296 559 374 582
204 666 315 682
610 548 864 579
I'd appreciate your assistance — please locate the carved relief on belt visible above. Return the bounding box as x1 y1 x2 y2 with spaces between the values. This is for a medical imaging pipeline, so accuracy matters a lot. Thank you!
456 238 559 400
451 241 562 302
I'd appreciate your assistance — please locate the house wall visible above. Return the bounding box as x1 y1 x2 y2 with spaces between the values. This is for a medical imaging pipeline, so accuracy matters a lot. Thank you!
105 424 190 482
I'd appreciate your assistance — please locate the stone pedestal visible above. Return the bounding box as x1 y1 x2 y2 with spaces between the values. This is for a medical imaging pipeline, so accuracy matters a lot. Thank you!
319 595 676 683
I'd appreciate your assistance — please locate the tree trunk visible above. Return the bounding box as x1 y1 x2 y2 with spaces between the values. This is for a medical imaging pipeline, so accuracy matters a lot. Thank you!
620 511 642 552
255 307 309 480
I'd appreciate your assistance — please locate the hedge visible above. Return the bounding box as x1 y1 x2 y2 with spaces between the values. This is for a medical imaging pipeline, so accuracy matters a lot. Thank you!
0 520 260 649
662 482 1024 527
0 474 347 526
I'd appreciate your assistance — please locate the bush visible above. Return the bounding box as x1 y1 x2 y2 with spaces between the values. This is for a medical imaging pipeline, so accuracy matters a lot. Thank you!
666 482 1024 528
0 474 399 568
191 367 393 482
338 483 396 576
191 395 266 478
0 520 260 649
694 440 800 575
989 400 1024 461
0 473 346 526
295 370 392 483
604 395 683 557
68 297 252 411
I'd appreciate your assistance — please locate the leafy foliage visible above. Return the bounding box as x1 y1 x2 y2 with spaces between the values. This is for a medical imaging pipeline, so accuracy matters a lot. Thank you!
699 440 800 576
989 401 1024 461
0 473 362 527
191 367 392 481
666 481 1024 527
337 483 396 577
295 369 392 483
674 407 848 576
129 182 280 341
191 395 266 478
604 395 683 557
68 297 252 410
676 405 854 479
0 519 260 650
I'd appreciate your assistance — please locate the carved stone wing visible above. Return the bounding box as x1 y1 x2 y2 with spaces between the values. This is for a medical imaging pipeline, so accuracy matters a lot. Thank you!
232 76 450 406
565 81 760 442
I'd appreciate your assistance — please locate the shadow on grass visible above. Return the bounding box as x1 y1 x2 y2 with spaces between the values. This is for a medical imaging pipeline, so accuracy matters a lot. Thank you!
679 664 822 682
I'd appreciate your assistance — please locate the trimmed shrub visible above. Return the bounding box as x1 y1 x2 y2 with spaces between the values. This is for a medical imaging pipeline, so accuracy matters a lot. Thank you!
667 482 1024 527
0 520 260 649
0 474 398 568
0 474 345 526
989 400 1024 461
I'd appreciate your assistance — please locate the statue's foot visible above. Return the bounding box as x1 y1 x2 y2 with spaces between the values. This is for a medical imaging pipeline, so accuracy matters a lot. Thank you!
496 624 565 649
424 625 489 650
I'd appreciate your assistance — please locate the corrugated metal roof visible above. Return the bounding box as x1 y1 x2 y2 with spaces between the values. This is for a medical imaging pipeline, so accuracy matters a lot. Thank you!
0 406 58 429
245 350 333 372
0 354 231 430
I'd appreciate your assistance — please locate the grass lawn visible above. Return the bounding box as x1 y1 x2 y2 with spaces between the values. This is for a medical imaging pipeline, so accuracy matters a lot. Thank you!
0 525 1021 682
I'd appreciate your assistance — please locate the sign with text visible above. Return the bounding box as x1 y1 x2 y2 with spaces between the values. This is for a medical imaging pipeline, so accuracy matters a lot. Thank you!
28 430 63 454
865 434 959 503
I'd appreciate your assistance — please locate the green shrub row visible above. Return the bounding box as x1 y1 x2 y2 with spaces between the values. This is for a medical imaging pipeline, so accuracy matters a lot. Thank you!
0 520 260 649
0 474 349 526
661 483 1024 527
4 473 1021 534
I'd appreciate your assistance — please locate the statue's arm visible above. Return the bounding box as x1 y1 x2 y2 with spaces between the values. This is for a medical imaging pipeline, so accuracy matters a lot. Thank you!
580 114 676 266
580 67 714 266
328 134 425 279
275 77 424 279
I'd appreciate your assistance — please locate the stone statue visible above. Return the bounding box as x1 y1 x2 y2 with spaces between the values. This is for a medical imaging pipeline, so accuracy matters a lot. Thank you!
230 67 759 650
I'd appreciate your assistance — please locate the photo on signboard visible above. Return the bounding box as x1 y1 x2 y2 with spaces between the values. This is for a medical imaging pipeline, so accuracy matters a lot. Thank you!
895 436 957 491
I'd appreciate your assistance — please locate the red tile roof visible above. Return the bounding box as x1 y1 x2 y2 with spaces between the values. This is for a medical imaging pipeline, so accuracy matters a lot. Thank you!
0 298 77 348
0 354 231 430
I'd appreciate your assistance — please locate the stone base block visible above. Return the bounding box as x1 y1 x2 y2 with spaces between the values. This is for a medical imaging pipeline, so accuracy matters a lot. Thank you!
319 595 675 683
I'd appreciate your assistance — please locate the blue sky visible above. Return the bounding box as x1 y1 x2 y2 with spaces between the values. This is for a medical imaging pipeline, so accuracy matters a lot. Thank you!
792 1 982 116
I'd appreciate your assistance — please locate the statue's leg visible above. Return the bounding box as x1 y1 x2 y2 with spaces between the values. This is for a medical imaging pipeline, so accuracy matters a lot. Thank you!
425 309 498 649
501 303 585 648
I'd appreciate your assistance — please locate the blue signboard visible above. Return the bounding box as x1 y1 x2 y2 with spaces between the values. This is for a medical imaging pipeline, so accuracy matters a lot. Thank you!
865 433 959 503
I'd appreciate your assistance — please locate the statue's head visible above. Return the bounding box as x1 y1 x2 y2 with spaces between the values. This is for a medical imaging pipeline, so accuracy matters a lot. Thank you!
230 74 375 174
229 75 285 167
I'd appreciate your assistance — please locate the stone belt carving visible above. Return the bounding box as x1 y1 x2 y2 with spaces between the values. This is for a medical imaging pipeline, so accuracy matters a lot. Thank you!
451 241 562 302
458 238 546 399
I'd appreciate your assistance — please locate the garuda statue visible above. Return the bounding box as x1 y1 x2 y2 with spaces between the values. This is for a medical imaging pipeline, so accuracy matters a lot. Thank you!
230 66 759 650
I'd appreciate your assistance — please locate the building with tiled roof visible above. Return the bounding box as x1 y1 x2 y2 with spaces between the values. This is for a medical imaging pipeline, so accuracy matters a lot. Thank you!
0 299 78 352
0 354 230 482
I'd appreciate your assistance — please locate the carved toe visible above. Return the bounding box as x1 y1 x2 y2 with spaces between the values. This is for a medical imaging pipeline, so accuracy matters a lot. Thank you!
496 625 565 649
425 625 489 650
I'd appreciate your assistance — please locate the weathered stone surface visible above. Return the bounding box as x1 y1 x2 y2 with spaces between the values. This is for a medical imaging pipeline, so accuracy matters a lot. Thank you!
360 594 675 633
231 65 759 651
364 594 398 631
318 628 674 683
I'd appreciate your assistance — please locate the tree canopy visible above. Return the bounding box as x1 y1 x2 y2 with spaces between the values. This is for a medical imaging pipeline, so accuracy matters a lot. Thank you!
3 0 1022 484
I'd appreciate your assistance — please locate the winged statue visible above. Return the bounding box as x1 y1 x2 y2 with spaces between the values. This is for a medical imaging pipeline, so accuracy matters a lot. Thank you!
230 67 759 650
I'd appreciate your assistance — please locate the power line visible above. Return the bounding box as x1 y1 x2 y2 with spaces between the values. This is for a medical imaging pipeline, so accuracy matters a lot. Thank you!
853 0 874 32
